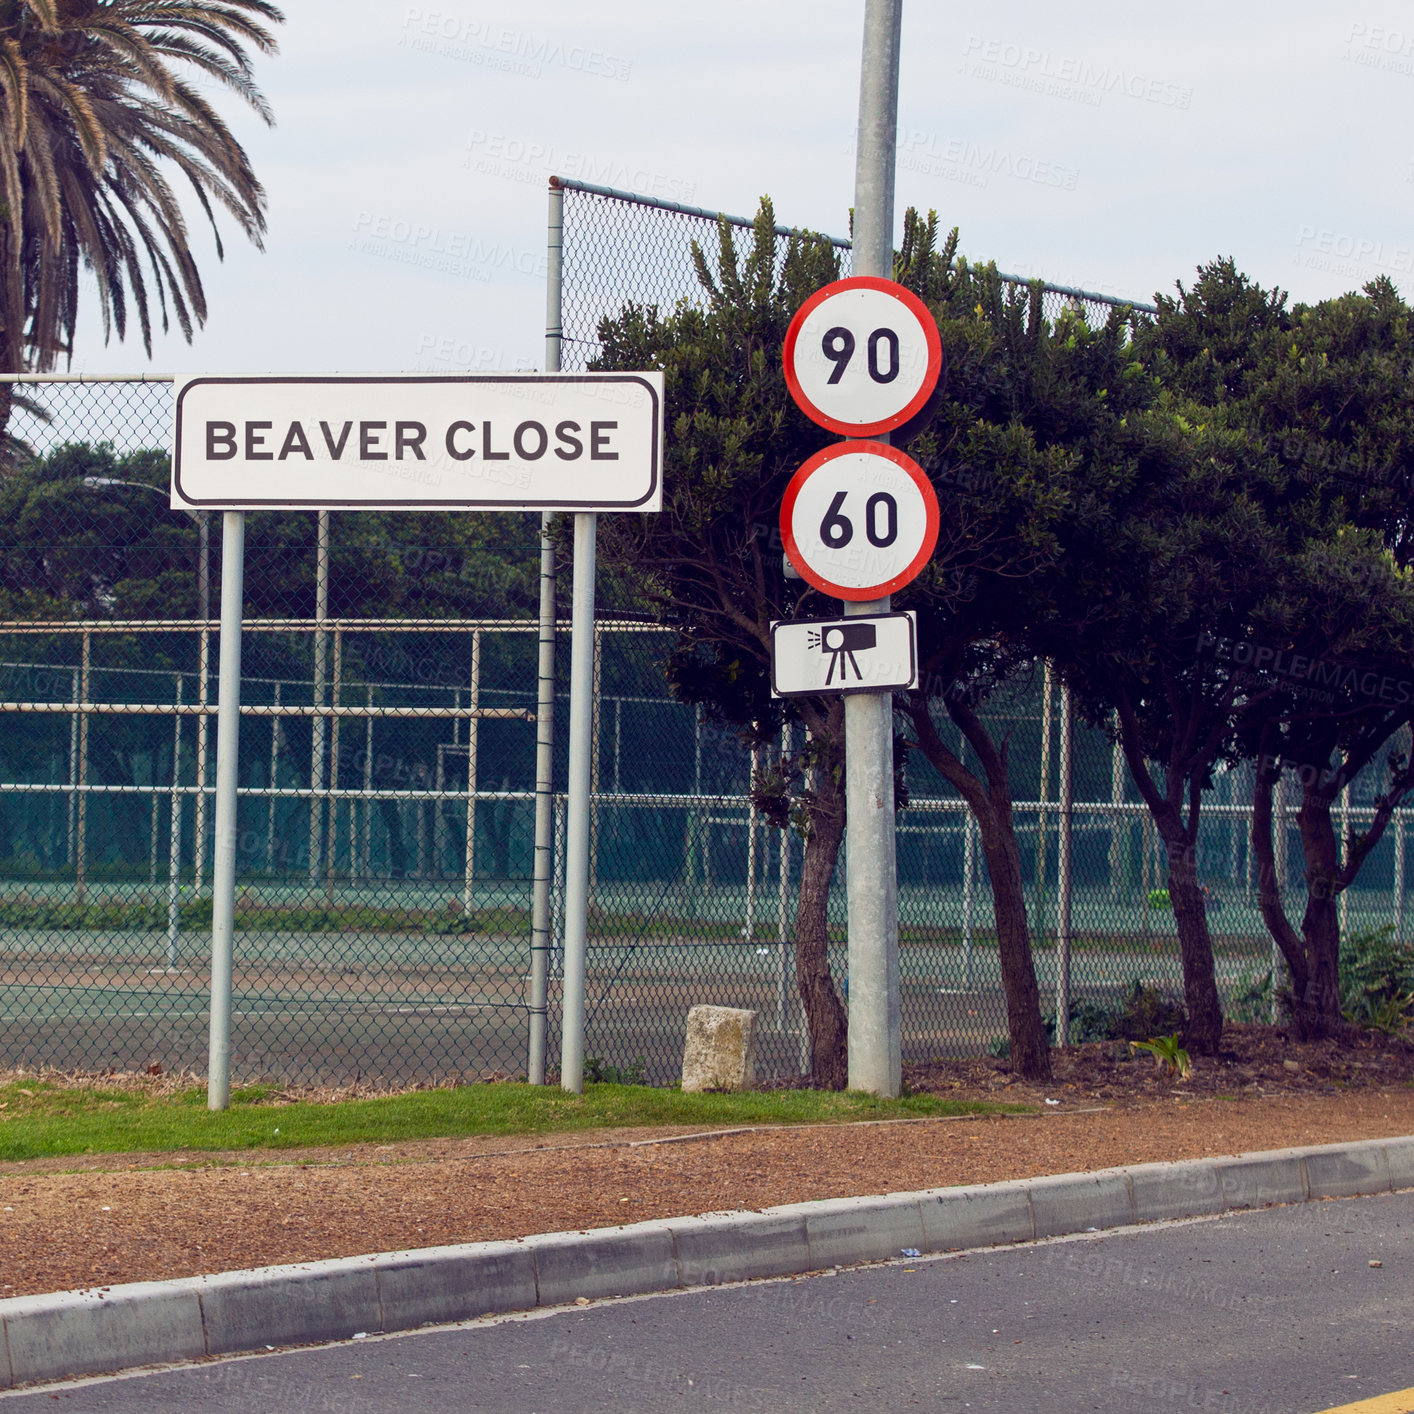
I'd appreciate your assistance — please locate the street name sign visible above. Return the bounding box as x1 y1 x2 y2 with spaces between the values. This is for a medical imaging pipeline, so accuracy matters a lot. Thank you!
782 275 942 436
779 441 939 600
771 611 918 696
171 373 665 511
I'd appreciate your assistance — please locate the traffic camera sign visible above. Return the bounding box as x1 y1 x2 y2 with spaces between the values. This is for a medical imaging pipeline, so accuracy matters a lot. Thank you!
782 276 942 436
771 611 918 696
779 442 939 600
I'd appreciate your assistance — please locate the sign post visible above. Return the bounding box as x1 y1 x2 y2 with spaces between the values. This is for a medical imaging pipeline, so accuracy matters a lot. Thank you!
173 372 664 1106
776 0 914 1095
840 0 905 1098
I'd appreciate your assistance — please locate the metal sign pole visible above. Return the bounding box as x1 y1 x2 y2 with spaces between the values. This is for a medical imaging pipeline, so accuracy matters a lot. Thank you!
845 0 903 1096
208 510 246 1110
559 511 596 1093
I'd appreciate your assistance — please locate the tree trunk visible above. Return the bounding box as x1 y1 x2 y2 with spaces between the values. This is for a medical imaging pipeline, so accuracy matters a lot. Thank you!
905 694 1051 1081
1149 806 1224 1054
1251 749 1310 1013
1293 789 1344 1038
974 802 1050 1079
795 738 848 1089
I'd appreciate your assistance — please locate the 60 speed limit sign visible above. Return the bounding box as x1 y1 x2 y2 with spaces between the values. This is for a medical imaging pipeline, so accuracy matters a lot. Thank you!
783 276 943 436
780 442 940 601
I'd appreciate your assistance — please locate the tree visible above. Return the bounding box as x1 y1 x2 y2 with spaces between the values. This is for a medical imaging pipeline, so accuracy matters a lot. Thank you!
1039 262 1414 1052
0 0 283 435
1199 276 1414 1036
1244 533 1414 1036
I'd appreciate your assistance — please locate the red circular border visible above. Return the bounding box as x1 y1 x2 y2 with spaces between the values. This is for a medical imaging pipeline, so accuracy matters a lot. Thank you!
782 276 943 437
779 442 940 601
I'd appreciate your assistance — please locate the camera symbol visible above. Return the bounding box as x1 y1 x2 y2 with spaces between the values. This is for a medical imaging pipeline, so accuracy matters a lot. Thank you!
805 623 876 685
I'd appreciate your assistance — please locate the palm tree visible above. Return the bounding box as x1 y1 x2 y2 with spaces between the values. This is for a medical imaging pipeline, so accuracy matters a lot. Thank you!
0 0 283 434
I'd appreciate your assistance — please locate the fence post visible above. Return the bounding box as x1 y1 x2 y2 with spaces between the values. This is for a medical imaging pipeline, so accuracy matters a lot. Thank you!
1108 720 1124 902
325 625 343 900
1054 683 1075 1046
1338 778 1351 937
308 509 329 885
1271 771 1290 1023
1396 810 1406 941
266 681 281 871
961 810 977 991
462 629 481 915
528 179 563 1085
194 623 208 893
745 744 760 946
67 666 78 870
1033 661 1053 942
776 722 793 1036
75 631 90 903
167 675 184 969
208 511 246 1111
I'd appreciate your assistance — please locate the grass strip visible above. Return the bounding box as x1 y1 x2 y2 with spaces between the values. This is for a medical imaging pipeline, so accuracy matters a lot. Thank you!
0 1079 1026 1163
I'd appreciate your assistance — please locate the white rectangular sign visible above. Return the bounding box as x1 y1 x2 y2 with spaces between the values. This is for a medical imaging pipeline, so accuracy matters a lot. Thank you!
771 611 918 697
171 373 664 511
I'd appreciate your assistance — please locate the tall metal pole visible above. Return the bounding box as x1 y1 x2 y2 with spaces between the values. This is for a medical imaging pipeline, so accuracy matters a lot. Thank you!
207 511 245 1111
528 179 563 1085
845 0 903 1096
559 511 596 1093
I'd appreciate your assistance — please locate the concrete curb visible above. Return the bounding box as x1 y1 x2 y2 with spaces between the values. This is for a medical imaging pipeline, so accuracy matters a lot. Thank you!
2 1133 1411 1388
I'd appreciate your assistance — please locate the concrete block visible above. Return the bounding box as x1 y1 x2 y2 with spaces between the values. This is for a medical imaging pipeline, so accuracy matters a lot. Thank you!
528 1222 678 1306
373 1241 537 1331
1384 1137 1414 1192
200 1257 381 1356
1128 1158 1226 1223
1302 1142 1391 1200
919 1180 1034 1252
767 1193 925 1270
0 1278 206 1385
667 1210 811 1286
1213 1151 1307 1210
1029 1170 1134 1239
681 1005 758 1092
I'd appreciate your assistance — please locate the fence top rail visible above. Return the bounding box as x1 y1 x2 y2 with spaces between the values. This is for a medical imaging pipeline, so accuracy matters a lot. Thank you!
552 175 1159 315
552 174 854 249
0 373 175 384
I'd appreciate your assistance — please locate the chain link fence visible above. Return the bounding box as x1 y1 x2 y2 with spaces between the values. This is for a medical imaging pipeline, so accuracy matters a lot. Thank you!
543 178 1409 1083
0 186 1403 1090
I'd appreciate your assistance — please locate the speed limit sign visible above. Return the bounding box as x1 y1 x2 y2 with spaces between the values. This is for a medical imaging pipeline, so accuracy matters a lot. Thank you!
783 276 943 436
780 442 939 601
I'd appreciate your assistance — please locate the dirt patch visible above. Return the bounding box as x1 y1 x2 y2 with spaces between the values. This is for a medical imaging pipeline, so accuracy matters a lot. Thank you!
3 1082 1414 1300
903 1022 1414 1106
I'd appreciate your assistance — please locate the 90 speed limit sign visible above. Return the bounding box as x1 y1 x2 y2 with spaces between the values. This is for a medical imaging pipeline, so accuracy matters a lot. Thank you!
780 442 939 601
783 276 943 436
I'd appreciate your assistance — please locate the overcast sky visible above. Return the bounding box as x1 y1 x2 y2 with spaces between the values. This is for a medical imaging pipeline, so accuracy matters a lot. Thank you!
68 0 1414 377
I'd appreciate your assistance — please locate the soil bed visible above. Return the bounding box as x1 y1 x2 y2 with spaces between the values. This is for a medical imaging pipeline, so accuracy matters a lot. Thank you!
904 1022 1414 1106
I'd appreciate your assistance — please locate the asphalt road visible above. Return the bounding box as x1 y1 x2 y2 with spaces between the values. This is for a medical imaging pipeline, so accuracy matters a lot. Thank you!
6 1190 1412 1413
